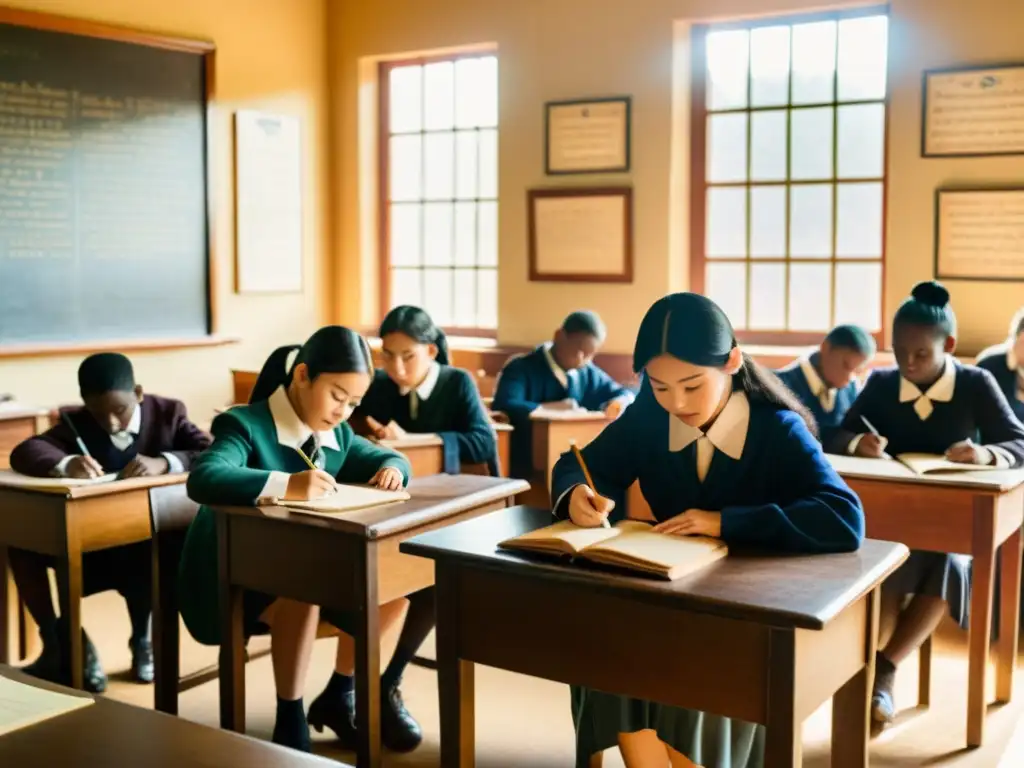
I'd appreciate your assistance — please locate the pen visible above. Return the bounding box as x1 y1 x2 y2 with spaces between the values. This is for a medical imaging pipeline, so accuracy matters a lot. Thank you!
570 439 611 529
62 412 95 462
860 415 891 457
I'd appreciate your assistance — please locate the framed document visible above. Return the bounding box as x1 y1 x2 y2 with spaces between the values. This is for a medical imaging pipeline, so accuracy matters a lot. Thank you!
234 110 303 293
528 187 633 283
923 64 1024 157
545 97 631 174
935 188 1024 281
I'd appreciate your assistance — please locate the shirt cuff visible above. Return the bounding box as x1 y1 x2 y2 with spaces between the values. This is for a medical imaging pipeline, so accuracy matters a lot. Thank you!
54 455 76 476
162 452 185 474
552 484 580 519
987 446 1013 469
257 471 291 502
847 434 864 455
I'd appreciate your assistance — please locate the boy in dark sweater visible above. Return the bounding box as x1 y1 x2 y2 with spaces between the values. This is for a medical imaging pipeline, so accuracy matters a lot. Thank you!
9 352 211 692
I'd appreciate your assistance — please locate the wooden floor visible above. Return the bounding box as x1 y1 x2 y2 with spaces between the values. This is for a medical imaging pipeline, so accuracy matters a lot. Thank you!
21 591 1024 767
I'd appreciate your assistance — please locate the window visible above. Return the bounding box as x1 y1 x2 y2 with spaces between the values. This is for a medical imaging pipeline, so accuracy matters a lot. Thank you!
690 9 888 344
379 54 498 335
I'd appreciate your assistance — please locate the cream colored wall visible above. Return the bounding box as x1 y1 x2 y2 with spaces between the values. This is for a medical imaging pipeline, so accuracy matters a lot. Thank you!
331 0 1023 356
0 0 330 422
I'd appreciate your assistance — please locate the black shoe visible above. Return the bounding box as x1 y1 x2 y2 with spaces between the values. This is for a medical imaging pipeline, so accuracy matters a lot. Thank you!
130 638 154 684
381 683 422 753
307 687 357 748
54 617 107 694
21 637 64 684
272 713 312 752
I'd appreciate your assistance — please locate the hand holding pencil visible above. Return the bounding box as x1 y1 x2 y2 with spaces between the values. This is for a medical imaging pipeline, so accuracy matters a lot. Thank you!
567 440 614 529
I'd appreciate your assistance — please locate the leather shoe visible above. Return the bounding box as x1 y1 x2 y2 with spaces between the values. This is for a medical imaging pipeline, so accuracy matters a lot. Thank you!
55 617 107 693
21 638 63 684
381 683 422 753
131 638 154 684
307 686 357 749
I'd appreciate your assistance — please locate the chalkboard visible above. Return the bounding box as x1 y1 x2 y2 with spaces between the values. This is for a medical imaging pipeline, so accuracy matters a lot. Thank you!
0 12 212 349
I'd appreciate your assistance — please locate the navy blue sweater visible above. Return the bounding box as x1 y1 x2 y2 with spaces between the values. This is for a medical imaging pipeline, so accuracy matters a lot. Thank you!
775 353 860 448
976 345 1024 423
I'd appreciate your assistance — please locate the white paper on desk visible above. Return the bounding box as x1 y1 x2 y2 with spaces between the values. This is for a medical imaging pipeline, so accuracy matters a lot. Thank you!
529 407 604 421
277 483 410 516
0 470 119 490
380 432 442 447
0 675 94 736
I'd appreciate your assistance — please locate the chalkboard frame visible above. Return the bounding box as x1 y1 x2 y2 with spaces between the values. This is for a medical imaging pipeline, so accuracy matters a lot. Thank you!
0 7 233 360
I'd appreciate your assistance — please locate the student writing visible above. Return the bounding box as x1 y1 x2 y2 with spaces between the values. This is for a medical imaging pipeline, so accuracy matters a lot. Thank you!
976 306 1024 423
836 281 1024 729
550 293 864 768
9 352 211 693
177 327 424 754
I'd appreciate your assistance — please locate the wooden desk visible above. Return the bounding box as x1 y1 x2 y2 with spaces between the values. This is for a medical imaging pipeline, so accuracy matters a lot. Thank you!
381 425 513 478
0 665 345 767
0 405 49 470
829 455 1024 748
215 473 529 768
0 474 186 687
402 507 907 768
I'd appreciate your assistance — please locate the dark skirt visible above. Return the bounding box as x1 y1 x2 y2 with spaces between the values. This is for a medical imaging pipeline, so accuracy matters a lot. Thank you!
243 590 356 639
883 549 970 629
571 686 764 768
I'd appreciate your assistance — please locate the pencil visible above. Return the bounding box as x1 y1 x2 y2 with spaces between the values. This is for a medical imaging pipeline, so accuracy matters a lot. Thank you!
62 412 94 461
569 440 610 529
860 415 880 436
295 444 318 470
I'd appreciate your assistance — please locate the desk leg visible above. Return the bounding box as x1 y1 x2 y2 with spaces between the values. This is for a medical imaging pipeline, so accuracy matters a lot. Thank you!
355 542 381 768
218 513 245 732
436 564 474 768
996 525 1022 704
153 533 181 715
831 588 879 768
56 545 84 690
764 627 801 767
968 497 997 748
0 546 10 664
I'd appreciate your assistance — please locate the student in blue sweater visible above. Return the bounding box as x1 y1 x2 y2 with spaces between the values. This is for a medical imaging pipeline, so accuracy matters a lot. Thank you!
492 310 634 478
775 324 875 447
551 292 864 768
352 305 497 474
976 307 1024 423
837 282 1024 729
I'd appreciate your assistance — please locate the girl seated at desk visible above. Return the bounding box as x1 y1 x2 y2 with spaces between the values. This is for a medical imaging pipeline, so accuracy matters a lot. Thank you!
177 326 425 754
837 281 1024 729
976 306 1024 423
351 304 498 475
551 292 865 768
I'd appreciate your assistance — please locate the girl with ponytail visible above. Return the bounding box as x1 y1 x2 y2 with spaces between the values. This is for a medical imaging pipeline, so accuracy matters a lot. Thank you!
549 292 864 768
178 326 422 754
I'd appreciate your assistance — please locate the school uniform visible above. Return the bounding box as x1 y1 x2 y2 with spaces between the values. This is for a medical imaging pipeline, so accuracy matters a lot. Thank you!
838 358 1024 628
352 363 498 474
775 352 859 447
550 383 864 768
177 386 411 646
492 343 635 479
976 343 1024 423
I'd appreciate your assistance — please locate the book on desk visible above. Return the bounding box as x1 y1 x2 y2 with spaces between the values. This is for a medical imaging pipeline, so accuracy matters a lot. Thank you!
273 484 410 518
0 469 119 490
499 519 727 580
0 674 93 737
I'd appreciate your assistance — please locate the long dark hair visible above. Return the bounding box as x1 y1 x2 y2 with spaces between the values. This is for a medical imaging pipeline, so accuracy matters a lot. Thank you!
249 326 374 404
379 305 450 365
632 293 818 436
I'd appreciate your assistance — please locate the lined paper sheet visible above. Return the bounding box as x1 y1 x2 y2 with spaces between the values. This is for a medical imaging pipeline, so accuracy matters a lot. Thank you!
0 676 93 737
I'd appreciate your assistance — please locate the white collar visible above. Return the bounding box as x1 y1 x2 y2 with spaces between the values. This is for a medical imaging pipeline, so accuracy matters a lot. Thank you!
399 361 440 400
109 401 142 451
899 355 956 404
542 342 572 389
267 386 340 452
798 354 834 398
126 402 141 435
669 390 749 458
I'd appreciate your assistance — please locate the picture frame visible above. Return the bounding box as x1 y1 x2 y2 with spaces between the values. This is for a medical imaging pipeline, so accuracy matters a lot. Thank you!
545 97 631 174
934 187 1024 282
922 63 1024 157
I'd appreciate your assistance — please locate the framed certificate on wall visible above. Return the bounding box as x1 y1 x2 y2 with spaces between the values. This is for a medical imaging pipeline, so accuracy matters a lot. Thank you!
545 97 631 174
935 188 1024 281
923 64 1024 157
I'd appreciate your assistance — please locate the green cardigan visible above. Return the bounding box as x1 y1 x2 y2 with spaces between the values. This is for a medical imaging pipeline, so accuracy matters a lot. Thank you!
177 399 411 646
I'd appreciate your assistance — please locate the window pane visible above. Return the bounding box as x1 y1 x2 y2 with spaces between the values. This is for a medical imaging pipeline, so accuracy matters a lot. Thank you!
835 262 882 330
837 103 885 179
389 135 422 202
423 132 454 200
455 56 497 128
389 66 422 133
791 21 836 104
389 203 421 267
706 262 747 328
706 29 749 110
750 26 790 107
423 203 453 265
836 182 883 257
391 268 423 309
788 263 831 330
707 113 747 183
789 184 832 257
750 186 786 257
454 202 476 266
790 107 833 180
838 16 888 101
453 269 476 326
424 61 454 131
477 268 498 328
750 110 786 181
424 269 454 326
455 131 478 199
749 262 786 329
706 187 746 257
477 201 497 267
478 128 498 199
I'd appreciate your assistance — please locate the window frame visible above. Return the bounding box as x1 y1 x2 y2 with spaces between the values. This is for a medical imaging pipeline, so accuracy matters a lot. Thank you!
377 53 499 339
689 6 889 347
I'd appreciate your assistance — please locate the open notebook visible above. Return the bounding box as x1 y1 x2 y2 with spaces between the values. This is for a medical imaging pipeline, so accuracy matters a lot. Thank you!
277 483 410 517
0 470 118 490
499 520 728 580
891 453 1003 476
0 675 94 736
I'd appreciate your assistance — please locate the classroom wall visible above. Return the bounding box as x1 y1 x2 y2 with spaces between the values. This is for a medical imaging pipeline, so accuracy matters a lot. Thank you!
330 0 1024 356
0 0 330 422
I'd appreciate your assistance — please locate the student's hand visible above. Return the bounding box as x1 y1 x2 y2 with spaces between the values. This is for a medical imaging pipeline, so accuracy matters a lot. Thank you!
119 455 170 478
568 485 614 528
65 455 105 479
364 416 391 441
854 434 886 458
284 469 339 500
604 399 626 421
381 421 406 440
652 509 722 538
370 466 404 491
945 439 993 466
